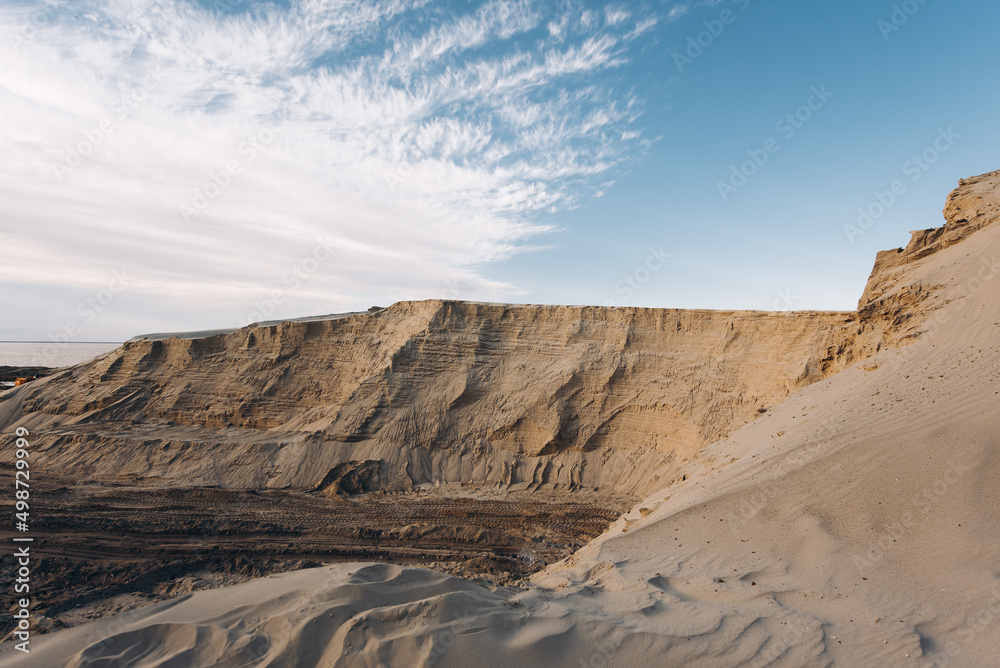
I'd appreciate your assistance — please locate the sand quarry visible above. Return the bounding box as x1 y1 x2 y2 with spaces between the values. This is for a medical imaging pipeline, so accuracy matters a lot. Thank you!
2 170 1000 666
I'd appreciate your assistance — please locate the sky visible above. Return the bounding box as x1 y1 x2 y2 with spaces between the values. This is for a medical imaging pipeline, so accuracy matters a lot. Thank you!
1 0 998 342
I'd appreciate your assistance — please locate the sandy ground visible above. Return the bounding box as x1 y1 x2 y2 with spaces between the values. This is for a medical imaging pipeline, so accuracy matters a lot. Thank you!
0 473 628 643
3 174 1000 667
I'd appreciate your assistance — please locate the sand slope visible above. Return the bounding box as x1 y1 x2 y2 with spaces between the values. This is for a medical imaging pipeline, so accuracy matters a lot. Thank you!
4 276 913 498
3 301 870 498
4 171 1000 667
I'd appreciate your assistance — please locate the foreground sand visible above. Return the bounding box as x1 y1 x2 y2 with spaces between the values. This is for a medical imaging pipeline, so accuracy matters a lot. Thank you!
3 171 1000 666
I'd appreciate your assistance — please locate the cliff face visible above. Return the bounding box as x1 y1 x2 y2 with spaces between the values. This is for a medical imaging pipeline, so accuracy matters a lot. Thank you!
4 305 858 495
4 171 998 496
859 169 1000 313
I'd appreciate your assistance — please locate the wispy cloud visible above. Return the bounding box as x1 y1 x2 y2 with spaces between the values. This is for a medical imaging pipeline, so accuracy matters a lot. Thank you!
0 0 652 338
666 3 691 23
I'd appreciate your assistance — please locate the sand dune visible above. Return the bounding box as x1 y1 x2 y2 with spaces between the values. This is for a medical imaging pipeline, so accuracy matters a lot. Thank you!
2 171 1000 666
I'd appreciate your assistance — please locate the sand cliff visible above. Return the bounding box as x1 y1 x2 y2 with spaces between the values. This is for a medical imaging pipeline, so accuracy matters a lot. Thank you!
2 170 999 667
3 304 861 496
0 178 958 497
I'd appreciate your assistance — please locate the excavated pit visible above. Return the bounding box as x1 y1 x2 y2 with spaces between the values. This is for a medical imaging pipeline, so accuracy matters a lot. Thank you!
5 171 996 639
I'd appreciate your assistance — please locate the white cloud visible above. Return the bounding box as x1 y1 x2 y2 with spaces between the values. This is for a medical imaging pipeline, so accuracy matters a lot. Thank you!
666 3 691 23
0 0 651 339
604 6 630 27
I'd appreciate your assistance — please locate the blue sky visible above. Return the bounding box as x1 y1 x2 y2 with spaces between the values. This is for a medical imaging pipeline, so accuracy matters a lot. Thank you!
1 0 998 341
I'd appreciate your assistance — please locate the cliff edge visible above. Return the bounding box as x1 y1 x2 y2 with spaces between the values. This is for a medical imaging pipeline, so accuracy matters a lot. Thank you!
3 171 999 498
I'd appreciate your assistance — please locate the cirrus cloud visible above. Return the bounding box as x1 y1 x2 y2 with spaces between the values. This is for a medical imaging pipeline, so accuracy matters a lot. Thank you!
0 0 655 339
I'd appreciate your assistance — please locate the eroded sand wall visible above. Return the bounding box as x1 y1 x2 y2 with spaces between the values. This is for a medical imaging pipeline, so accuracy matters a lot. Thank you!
6 172 995 495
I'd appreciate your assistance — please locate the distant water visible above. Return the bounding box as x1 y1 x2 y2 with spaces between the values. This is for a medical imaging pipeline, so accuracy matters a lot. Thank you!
0 342 121 368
